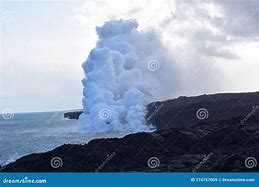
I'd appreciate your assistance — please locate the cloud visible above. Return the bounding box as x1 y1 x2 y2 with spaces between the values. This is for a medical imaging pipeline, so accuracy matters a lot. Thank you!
2 0 258 113
213 0 259 38
74 0 259 98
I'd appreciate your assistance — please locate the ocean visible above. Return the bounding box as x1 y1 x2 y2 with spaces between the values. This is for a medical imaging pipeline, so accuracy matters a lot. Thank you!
0 111 125 166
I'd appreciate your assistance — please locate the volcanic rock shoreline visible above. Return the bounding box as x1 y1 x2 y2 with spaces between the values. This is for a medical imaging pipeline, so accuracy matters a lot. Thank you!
2 91 259 172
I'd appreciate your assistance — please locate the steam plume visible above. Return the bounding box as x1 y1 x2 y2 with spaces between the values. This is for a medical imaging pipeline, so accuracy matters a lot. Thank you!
79 19 179 132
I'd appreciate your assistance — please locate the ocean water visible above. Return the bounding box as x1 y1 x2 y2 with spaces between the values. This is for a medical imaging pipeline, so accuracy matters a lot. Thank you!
0 111 125 166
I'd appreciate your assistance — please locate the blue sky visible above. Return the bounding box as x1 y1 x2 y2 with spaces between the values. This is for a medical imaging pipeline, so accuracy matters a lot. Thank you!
1 0 259 113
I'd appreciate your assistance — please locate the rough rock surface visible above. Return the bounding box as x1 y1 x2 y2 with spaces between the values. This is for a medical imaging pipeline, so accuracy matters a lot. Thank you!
2 92 259 172
147 91 259 130
64 111 82 119
2 117 258 172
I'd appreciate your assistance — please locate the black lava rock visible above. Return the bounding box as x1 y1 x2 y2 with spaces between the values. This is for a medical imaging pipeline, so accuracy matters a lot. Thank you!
2 92 259 172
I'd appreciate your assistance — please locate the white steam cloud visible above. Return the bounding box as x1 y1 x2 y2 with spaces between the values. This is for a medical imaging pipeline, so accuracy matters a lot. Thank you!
79 19 181 133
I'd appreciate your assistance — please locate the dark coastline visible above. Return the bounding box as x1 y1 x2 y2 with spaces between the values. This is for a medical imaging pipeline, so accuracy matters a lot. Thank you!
2 91 259 172
64 111 82 119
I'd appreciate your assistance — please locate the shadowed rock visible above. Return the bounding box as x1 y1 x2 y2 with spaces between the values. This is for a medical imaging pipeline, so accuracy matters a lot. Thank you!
64 111 82 119
147 91 259 130
2 91 259 172
2 117 258 172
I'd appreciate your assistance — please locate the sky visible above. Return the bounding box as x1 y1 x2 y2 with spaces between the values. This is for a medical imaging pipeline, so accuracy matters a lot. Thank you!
1 0 259 113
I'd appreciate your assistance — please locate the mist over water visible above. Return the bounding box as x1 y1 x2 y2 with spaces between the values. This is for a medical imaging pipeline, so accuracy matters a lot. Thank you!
0 112 126 166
